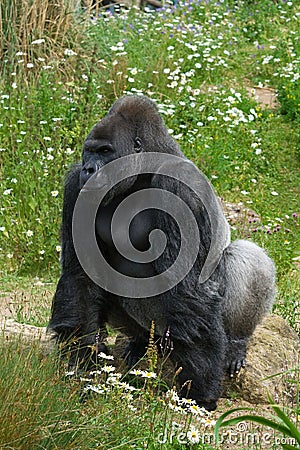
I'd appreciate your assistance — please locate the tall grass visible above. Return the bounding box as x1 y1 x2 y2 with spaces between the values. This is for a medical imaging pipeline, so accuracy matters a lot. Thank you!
0 0 82 69
0 334 219 449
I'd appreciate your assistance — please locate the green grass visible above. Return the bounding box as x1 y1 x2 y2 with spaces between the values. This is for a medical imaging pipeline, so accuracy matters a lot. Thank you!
0 335 218 449
0 0 299 448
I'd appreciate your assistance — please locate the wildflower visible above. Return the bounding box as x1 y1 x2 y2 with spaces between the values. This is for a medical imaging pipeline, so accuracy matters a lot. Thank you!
129 369 144 376
0 226 5 232
168 403 186 413
3 189 12 195
203 418 216 427
98 352 114 360
142 371 157 379
64 49 77 56
101 365 115 373
271 191 279 196
179 397 195 406
122 393 134 402
51 191 59 197
12 83 17 89
166 389 179 403
31 39 45 45
128 404 137 412
118 382 137 391
26 63 34 68
56 245 61 252
89 370 102 376
26 230 33 237
187 426 200 444
189 404 205 415
84 384 106 394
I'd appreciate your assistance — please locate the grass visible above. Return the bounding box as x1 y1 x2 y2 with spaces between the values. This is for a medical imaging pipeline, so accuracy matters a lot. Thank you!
0 0 299 448
0 334 219 449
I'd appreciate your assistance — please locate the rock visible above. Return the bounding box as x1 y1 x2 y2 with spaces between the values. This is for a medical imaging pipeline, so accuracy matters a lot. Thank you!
223 315 300 404
0 318 54 354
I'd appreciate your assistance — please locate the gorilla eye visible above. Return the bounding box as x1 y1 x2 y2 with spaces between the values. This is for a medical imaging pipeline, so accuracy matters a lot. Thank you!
134 137 142 152
96 145 113 154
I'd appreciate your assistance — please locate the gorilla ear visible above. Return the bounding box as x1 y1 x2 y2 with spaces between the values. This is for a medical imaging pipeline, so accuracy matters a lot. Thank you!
134 137 142 152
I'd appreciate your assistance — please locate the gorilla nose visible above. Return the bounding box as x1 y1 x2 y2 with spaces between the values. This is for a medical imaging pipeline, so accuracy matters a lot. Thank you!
80 161 99 186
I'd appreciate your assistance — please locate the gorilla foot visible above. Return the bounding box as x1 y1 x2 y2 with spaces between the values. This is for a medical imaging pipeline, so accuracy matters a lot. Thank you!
227 357 246 378
225 337 248 377
67 340 109 373
197 398 217 412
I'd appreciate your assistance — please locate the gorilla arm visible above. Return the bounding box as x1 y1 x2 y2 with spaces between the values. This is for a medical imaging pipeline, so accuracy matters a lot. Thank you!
48 165 109 366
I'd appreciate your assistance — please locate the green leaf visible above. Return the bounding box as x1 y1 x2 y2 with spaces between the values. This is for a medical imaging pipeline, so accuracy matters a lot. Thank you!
282 444 300 450
214 407 253 444
215 413 297 444
268 402 300 443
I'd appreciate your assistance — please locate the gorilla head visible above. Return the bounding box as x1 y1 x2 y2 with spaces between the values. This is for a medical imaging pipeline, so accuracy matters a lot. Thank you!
80 96 180 188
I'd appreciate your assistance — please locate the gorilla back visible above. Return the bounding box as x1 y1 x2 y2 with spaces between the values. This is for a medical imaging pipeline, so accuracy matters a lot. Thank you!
48 95 276 411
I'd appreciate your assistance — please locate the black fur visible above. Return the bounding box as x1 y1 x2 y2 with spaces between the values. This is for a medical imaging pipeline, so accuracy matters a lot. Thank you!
49 95 275 410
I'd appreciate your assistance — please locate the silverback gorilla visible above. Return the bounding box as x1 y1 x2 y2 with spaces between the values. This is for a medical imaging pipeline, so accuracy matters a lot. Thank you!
49 95 275 411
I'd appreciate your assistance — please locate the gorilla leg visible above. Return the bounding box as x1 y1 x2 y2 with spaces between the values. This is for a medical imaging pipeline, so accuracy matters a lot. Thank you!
217 239 276 376
49 272 110 370
108 301 150 367
161 286 227 411
168 315 227 411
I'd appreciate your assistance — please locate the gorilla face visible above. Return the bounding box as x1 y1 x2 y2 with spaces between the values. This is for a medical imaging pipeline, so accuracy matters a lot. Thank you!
79 95 181 190
79 112 143 189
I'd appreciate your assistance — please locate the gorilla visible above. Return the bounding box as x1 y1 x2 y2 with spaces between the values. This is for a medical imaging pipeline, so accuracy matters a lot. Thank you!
49 95 275 411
